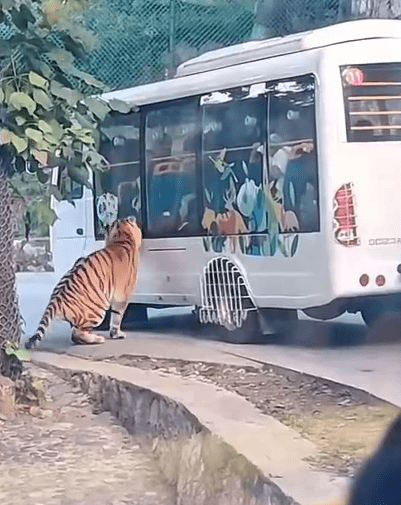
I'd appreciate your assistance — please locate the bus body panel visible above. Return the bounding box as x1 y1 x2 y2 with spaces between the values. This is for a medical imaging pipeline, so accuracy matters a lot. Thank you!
43 21 401 327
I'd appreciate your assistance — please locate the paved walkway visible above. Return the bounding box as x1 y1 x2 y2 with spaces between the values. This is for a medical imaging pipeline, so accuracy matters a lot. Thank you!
0 366 175 505
33 351 350 505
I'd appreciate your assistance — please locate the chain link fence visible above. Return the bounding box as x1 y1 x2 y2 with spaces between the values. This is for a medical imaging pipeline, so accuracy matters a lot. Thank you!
84 0 344 92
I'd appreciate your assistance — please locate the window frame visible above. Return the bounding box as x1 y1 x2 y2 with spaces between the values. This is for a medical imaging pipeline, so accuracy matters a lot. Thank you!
143 96 204 239
93 110 141 240
341 63 401 143
266 72 320 234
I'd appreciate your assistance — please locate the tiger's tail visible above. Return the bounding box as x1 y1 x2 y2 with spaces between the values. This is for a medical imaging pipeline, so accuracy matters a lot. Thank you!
25 298 59 350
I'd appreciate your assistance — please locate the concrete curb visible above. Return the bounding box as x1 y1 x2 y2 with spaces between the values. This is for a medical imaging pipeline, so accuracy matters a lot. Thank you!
33 351 349 505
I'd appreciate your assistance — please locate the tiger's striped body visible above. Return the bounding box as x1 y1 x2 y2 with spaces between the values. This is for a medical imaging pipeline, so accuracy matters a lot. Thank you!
26 218 142 349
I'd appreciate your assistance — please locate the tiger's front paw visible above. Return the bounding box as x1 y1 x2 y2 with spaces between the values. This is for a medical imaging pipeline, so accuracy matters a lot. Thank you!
110 328 126 339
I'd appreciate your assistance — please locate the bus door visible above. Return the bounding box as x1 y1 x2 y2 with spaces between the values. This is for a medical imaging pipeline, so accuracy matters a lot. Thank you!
142 100 203 304
52 168 88 275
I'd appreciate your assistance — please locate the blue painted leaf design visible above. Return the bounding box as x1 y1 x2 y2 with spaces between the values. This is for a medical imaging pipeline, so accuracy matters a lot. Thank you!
205 187 212 204
270 234 278 256
278 238 288 257
290 234 299 257
221 166 231 180
239 236 245 254
289 181 296 208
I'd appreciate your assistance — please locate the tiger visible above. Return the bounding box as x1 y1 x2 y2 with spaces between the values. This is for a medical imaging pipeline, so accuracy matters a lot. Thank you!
25 217 142 349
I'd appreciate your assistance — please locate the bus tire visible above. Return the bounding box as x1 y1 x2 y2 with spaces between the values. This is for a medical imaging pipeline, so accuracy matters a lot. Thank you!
95 304 148 331
219 311 262 344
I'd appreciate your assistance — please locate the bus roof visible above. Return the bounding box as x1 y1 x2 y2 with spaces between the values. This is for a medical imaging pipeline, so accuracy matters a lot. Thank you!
176 19 401 77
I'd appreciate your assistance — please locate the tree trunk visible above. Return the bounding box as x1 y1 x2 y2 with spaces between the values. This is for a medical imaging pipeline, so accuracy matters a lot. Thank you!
0 159 22 377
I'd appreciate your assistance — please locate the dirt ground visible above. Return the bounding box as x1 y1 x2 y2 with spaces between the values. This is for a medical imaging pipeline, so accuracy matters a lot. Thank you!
0 365 176 505
113 355 400 479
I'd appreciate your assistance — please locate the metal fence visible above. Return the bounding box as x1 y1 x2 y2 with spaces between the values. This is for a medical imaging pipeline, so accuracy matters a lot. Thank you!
84 0 343 92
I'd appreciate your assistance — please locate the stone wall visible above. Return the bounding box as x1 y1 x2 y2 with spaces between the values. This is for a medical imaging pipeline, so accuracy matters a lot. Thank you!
39 363 298 505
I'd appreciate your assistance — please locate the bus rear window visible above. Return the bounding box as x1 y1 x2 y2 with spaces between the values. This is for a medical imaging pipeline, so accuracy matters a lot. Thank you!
341 63 401 142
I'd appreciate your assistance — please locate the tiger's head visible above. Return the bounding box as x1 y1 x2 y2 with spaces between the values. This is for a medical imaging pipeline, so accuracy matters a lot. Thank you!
106 217 142 250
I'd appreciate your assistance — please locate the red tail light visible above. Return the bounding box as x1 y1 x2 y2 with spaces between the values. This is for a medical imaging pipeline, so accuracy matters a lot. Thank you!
334 183 360 247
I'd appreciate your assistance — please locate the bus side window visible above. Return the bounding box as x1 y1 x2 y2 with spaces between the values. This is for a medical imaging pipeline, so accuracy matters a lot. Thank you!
57 167 84 200
94 111 141 239
201 87 265 235
268 74 319 233
145 101 201 237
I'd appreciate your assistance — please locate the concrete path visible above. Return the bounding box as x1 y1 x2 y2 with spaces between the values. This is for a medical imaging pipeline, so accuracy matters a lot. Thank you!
33 351 350 505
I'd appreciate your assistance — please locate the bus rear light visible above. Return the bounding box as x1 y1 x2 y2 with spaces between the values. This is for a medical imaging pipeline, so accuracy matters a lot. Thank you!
359 274 369 287
376 275 386 287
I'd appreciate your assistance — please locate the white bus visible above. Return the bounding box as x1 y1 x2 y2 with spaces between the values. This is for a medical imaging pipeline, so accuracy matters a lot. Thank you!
50 19 401 343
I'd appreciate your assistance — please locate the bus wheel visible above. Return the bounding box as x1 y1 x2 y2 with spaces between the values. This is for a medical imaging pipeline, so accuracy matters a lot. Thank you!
219 311 262 345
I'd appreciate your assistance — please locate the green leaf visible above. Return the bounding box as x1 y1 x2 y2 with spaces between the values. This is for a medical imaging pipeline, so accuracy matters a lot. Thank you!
38 120 53 134
108 99 132 114
44 133 58 146
75 112 94 129
50 81 83 107
84 97 110 121
290 234 299 257
14 156 25 173
25 127 43 143
15 115 26 126
1 0 14 9
9 92 36 115
11 135 28 153
37 169 49 184
0 88 3 103
33 88 53 110
67 165 92 190
49 184 63 201
29 71 48 90
48 119 63 140
5 343 31 363
34 202 58 226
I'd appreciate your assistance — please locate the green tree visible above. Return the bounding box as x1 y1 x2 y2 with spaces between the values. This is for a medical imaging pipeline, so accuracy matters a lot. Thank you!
0 0 133 377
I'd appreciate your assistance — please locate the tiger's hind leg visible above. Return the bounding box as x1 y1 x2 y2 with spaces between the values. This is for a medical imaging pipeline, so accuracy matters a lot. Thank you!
71 327 105 345
109 301 129 339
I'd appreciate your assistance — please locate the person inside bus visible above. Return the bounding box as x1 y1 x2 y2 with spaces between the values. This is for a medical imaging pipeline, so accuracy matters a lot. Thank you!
282 143 318 231
269 134 314 194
